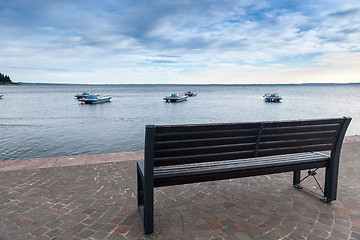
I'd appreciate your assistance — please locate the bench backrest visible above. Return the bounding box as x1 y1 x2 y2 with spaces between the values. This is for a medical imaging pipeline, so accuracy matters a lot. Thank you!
145 117 351 167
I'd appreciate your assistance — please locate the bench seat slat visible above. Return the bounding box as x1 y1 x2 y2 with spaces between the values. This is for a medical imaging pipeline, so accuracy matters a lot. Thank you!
154 150 255 166
263 118 343 128
260 131 338 142
259 138 336 149
262 124 341 135
155 143 256 158
153 152 329 175
155 122 260 133
155 136 257 150
154 158 326 178
257 144 334 157
156 128 259 141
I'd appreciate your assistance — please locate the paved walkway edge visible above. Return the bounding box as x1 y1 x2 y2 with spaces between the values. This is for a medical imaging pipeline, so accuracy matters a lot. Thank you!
0 151 144 172
1 135 359 172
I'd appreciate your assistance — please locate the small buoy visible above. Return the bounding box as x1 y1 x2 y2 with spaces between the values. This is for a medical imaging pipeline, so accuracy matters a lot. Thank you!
80 101 85 104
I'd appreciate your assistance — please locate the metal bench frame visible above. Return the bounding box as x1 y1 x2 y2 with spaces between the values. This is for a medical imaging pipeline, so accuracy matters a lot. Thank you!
137 117 351 234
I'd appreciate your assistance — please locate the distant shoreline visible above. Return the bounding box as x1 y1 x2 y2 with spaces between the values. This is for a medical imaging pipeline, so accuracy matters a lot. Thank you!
0 82 19 85
9 82 360 86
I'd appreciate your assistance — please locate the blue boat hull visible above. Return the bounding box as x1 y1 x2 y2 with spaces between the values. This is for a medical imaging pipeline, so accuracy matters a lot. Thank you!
264 97 282 102
163 97 187 102
78 96 112 104
80 98 111 104
163 93 188 102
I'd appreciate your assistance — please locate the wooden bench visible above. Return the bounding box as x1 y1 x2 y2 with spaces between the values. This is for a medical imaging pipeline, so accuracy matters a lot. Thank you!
137 117 351 234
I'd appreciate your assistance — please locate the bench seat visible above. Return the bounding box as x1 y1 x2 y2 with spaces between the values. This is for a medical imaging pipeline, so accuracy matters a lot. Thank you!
137 152 330 187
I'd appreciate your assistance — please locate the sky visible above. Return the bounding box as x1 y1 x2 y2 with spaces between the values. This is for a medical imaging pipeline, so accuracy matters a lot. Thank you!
0 0 360 84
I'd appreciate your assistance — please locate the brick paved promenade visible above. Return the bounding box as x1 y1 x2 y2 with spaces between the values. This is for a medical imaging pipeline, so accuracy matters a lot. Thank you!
0 141 359 239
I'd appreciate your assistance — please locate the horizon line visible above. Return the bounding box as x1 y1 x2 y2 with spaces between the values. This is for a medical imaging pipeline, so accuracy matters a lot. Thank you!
11 82 360 86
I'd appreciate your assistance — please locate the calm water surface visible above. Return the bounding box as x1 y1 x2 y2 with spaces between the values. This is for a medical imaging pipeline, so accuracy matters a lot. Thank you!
1 84 359 161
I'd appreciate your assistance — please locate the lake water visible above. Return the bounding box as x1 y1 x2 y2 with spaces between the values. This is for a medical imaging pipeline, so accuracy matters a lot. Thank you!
0 83 359 161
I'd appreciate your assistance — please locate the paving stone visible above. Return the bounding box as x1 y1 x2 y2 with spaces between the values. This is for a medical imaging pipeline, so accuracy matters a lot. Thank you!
88 222 105 231
75 229 95 239
34 235 50 240
306 233 326 240
330 229 350 239
91 230 109 240
106 232 127 240
31 226 50 237
71 223 87 233
45 228 64 238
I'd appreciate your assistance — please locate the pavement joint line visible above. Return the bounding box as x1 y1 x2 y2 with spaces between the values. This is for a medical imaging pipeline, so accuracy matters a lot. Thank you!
52 156 60 167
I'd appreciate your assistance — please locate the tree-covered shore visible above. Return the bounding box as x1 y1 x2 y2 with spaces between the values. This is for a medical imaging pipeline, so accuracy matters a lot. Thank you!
0 73 17 84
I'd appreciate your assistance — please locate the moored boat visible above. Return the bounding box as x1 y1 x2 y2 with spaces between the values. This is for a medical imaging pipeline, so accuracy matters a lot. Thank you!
163 93 188 102
78 94 112 104
185 91 197 97
263 93 282 102
0 94 3 99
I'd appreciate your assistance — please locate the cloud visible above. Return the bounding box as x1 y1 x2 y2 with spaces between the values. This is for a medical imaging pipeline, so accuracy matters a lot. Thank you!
0 0 360 83
149 60 178 64
328 8 360 18
181 64 360 85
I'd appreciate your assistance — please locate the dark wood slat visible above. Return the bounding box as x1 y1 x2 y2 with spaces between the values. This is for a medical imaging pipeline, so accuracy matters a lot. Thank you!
154 150 255 167
260 131 338 142
154 143 256 158
155 128 259 141
154 118 345 134
155 122 260 133
257 144 334 157
155 136 257 150
262 124 341 135
259 138 337 150
263 118 344 128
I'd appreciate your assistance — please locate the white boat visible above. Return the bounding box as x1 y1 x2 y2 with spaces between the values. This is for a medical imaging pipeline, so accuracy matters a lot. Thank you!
184 91 197 97
78 94 112 104
264 93 282 102
163 93 188 102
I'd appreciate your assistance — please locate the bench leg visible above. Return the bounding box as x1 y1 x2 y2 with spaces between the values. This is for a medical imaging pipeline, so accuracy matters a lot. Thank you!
143 181 154 234
324 165 339 202
293 170 301 188
137 168 154 234
137 169 144 212
293 169 328 201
